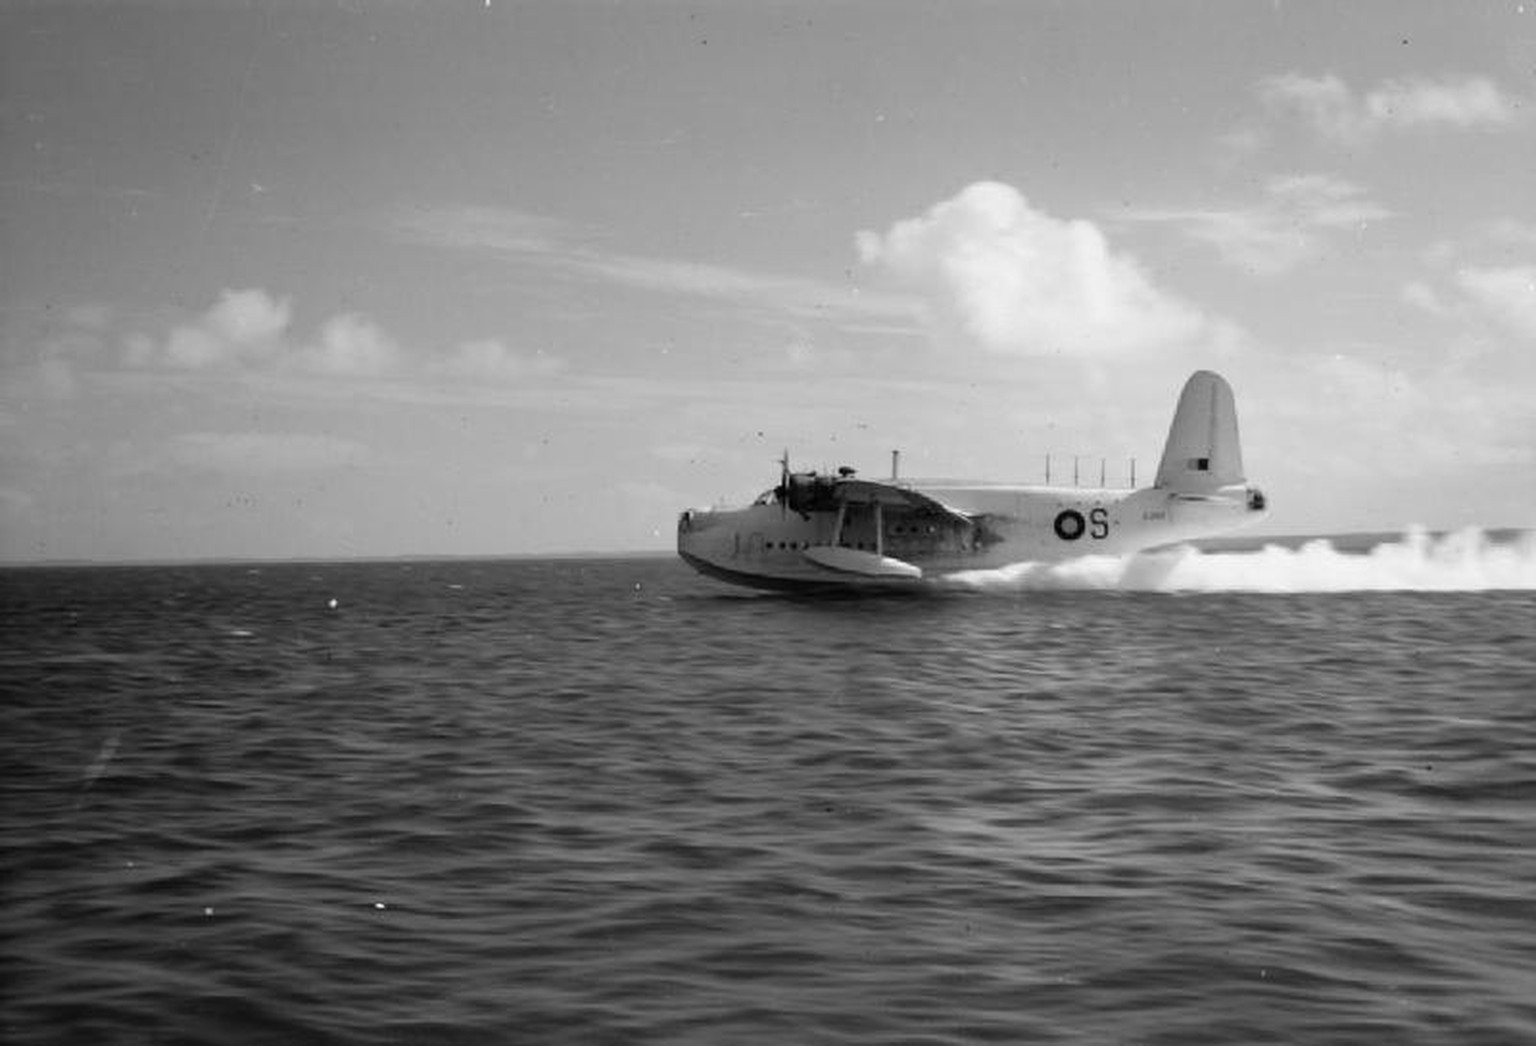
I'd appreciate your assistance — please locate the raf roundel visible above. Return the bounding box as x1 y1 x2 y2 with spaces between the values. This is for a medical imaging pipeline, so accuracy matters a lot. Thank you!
1053 509 1086 541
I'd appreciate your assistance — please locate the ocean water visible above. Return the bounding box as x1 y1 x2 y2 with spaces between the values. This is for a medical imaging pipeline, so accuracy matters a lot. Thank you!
3 530 1535 1045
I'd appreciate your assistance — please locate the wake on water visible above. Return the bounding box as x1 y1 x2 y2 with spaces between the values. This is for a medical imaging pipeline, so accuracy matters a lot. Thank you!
948 527 1536 593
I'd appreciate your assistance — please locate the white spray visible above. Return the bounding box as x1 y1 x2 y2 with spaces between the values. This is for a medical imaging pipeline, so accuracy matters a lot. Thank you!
946 527 1536 594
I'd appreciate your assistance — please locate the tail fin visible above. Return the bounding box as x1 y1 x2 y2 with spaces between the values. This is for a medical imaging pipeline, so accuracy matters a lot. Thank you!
1154 370 1245 492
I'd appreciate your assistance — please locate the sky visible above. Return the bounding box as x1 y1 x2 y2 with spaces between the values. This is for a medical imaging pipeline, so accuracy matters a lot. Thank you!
2 0 1533 562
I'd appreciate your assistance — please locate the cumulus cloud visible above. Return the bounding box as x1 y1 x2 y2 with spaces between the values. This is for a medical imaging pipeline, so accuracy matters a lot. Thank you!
1260 73 1521 142
1457 266 1536 337
1366 76 1519 129
128 288 293 370
434 339 564 381
1128 174 1392 275
855 182 1215 355
1402 263 1536 338
207 288 293 346
121 288 560 384
124 287 395 376
298 313 400 376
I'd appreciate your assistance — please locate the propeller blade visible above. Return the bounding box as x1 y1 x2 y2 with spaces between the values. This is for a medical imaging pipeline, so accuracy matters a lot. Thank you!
778 449 790 516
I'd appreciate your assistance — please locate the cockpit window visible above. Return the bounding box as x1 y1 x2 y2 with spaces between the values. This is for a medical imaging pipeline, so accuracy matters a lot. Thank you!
752 490 776 506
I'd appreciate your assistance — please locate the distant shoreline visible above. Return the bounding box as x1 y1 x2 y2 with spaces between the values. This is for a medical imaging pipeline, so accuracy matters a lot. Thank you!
0 549 680 570
3 528 1530 570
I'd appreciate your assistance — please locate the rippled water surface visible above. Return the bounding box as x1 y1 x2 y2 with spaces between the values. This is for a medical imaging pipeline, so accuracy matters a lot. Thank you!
4 548 1535 1044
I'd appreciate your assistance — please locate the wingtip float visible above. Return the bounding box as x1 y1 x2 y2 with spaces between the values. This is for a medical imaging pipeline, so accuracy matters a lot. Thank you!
677 370 1269 592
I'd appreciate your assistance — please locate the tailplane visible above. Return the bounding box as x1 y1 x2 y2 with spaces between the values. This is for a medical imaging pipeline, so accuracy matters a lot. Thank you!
1154 370 1245 492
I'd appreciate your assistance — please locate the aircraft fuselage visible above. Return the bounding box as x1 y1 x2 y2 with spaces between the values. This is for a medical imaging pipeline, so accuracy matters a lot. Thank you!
676 480 1263 591
676 371 1267 592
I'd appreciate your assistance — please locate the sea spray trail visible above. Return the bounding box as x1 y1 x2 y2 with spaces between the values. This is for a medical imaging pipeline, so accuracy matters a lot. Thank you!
948 526 1536 593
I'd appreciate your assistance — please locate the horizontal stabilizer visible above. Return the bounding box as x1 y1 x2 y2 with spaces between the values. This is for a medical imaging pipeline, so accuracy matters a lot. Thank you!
803 546 922 579
1154 370 1245 493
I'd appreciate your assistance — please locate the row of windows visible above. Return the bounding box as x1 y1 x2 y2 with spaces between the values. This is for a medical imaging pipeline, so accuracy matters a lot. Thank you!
761 526 941 551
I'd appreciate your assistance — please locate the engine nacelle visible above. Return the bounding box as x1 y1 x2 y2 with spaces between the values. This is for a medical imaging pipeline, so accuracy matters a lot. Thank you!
779 472 841 514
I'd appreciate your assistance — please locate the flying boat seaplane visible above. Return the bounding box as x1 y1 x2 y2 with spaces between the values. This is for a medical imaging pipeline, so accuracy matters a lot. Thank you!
676 370 1267 592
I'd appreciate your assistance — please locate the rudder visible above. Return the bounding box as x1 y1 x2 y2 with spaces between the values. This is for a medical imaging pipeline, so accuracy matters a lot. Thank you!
1154 370 1245 492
